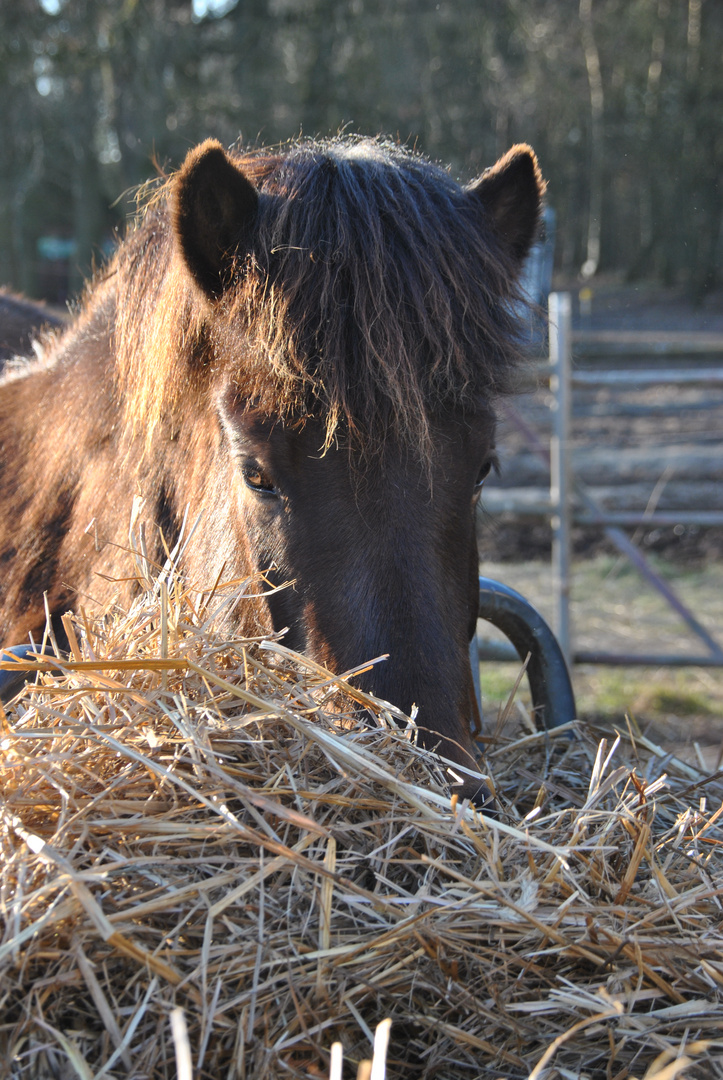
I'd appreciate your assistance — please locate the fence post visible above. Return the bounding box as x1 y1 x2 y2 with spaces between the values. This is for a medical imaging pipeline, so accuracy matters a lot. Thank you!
548 292 572 665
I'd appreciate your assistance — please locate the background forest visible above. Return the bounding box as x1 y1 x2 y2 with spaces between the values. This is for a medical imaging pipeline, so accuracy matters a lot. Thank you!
1 0 721 304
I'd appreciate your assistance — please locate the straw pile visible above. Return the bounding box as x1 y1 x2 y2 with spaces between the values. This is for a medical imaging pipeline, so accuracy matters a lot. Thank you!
1 562 722 1079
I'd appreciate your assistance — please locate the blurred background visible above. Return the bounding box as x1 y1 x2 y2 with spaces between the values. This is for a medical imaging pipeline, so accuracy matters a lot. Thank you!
1 0 721 304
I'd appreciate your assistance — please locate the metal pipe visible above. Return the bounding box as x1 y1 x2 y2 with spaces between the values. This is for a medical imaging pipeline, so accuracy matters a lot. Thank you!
574 511 723 527
548 292 573 666
571 368 723 388
476 576 577 730
574 650 723 667
483 499 723 527
0 644 62 702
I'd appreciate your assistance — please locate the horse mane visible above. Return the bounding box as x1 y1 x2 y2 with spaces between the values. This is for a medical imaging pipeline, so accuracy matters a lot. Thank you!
111 136 531 458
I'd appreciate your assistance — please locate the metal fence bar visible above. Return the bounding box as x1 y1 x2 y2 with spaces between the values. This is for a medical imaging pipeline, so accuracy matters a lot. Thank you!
524 364 723 390
574 511 723 527
548 292 572 666
483 497 723 528
576 497 723 660
476 639 723 668
570 329 723 357
574 650 723 667
571 368 723 388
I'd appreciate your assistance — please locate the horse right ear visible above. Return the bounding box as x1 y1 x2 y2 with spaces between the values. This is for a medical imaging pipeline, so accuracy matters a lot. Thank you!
172 139 258 299
466 144 545 268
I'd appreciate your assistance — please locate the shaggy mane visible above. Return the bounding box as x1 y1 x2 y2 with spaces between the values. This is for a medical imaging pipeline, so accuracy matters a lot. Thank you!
112 136 530 457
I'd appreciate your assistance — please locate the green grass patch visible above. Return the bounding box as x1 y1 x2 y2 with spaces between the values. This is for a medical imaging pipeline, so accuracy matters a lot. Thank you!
640 686 714 716
478 660 721 725
478 664 527 705
573 665 721 721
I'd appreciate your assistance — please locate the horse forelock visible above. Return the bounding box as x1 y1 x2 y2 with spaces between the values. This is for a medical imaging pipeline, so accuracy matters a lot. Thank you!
113 136 527 460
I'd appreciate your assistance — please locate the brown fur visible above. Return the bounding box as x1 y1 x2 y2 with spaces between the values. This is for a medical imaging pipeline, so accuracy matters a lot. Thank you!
0 136 544 803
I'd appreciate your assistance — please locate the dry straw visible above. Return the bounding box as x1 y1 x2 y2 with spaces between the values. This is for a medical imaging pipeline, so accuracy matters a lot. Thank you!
1 552 722 1079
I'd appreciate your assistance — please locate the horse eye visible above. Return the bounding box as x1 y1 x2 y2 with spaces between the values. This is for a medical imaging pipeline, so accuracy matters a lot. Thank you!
242 462 278 496
474 461 492 493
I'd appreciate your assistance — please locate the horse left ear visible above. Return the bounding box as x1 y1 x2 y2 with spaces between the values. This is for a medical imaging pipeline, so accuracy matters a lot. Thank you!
172 139 259 299
466 144 545 267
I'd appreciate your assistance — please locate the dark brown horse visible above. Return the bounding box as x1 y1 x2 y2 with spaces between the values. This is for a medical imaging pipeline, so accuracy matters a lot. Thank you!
0 136 543 804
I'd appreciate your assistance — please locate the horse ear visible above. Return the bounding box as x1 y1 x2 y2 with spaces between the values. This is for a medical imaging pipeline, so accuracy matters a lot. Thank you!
172 139 258 299
466 144 545 267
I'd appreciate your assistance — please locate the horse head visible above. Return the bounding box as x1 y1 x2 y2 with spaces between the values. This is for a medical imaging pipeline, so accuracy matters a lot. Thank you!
167 138 544 805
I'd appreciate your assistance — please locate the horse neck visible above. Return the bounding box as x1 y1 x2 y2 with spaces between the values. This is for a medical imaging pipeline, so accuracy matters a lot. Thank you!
0 287 118 477
0 286 144 640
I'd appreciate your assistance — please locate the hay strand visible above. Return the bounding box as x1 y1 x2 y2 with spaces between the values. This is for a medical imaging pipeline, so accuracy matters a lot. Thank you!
1 563 722 1078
